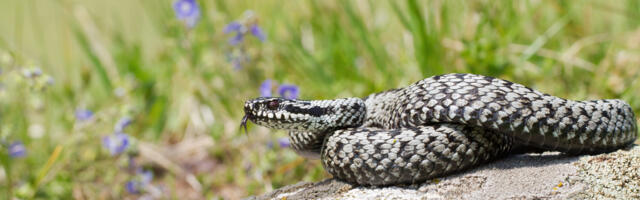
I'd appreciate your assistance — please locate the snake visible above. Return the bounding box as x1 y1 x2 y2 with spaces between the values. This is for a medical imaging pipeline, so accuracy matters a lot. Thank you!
241 73 638 186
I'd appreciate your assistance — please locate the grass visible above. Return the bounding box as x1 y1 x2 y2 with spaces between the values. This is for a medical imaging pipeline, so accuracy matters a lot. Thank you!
0 0 639 199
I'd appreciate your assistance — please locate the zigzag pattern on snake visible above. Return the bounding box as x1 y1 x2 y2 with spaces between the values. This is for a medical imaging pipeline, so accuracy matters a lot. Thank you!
241 73 637 186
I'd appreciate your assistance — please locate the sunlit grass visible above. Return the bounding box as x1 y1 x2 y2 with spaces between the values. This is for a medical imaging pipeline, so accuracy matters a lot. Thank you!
0 0 639 199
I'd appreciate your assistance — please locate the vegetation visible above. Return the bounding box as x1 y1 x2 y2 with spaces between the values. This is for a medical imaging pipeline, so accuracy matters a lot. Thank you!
0 0 639 199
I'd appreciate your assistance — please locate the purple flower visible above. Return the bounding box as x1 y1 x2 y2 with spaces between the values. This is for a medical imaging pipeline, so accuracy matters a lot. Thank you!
22 69 33 78
102 133 130 155
140 170 153 182
260 80 273 97
278 84 299 99
260 80 300 99
231 58 243 70
277 137 290 148
224 21 246 45
114 117 132 133
75 109 93 121
125 181 139 194
267 137 291 149
45 76 55 85
173 0 200 28
223 22 243 34
229 33 245 46
249 24 266 42
8 141 26 158
32 68 43 77
224 21 266 45
126 169 154 194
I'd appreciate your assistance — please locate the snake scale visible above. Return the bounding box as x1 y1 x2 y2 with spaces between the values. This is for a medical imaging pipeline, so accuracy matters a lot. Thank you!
241 73 638 186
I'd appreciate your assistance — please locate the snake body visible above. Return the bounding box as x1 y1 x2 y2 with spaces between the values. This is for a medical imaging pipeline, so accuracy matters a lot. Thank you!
242 73 637 186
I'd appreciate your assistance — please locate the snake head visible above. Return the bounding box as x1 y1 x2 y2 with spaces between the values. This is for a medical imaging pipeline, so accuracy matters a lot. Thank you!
242 97 366 132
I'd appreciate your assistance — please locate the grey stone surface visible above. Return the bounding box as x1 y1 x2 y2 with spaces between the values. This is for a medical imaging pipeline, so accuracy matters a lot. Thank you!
250 145 639 200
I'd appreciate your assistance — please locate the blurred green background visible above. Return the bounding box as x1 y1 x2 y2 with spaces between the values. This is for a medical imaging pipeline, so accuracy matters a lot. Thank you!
0 0 639 199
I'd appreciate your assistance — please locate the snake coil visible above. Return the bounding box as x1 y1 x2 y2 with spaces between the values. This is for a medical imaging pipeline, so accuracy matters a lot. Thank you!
242 73 637 185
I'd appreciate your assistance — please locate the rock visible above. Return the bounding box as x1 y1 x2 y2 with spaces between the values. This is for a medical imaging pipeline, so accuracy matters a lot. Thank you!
250 145 639 200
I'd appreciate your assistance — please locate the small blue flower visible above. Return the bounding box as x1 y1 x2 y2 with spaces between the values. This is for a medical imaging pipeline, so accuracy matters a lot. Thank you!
224 21 266 45
32 68 42 77
267 137 291 149
114 117 133 133
173 0 200 28
225 49 251 70
140 170 153 183
260 80 273 97
278 84 299 99
8 141 27 158
45 76 55 85
125 181 140 194
22 69 33 78
232 58 243 70
260 80 300 99
229 33 245 46
75 109 94 121
278 137 290 148
126 169 154 194
249 24 266 42
102 133 130 156
223 22 243 34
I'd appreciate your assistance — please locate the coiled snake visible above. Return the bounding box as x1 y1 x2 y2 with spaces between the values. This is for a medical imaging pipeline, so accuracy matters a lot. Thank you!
241 73 637 186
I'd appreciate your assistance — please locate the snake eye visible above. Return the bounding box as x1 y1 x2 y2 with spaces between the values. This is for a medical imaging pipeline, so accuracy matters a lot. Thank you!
267 100 279 110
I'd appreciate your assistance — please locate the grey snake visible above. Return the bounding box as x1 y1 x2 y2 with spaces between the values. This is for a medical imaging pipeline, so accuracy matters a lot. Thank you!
241 73 637 186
